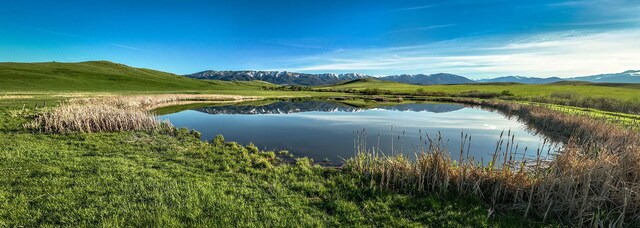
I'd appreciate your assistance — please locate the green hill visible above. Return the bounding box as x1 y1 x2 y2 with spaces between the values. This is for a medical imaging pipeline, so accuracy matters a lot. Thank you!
0 61 273 93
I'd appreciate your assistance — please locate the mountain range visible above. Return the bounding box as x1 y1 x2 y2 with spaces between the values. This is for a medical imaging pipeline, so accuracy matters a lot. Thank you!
185 69 640 86
185 70 368 86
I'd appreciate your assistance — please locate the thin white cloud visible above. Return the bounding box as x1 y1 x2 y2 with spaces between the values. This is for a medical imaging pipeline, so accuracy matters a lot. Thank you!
547 0 592 8
389 24 458 34
547 18 640 26
391 4 435 12
283 29 640 78
33 28 78 38
263 40 333 51
109 43 155 54
109 43 140 51
29 27 148 53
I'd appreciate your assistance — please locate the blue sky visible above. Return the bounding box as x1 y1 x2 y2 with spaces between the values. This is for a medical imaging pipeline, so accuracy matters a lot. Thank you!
1 0 639 78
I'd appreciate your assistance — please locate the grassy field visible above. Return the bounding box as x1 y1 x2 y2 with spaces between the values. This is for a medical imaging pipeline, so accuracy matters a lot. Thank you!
318 78 640 100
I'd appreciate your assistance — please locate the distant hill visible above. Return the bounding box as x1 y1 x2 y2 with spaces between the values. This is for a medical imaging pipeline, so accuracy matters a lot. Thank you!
478 76 564 84
478 70 640 84
569 70 640 83
379 73 476 85
185 70 369 86
0 61 226 92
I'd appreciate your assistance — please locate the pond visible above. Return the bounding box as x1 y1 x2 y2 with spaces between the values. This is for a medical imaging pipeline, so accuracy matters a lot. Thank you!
159 100 560 165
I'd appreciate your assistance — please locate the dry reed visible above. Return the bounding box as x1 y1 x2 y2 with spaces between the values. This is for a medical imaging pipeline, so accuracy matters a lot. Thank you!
0 95 34 99
345 98 640 226
25 94 258 133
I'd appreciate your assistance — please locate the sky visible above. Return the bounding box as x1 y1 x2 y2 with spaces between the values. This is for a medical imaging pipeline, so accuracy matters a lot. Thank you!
1 0 639 79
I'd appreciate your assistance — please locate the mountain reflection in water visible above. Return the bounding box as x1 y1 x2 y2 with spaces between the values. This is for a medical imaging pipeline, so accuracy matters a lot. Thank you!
195 100 465 115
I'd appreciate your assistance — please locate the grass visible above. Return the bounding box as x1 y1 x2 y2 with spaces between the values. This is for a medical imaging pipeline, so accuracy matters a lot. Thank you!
0 108 544 226
0 61 216 92
318 78 640 101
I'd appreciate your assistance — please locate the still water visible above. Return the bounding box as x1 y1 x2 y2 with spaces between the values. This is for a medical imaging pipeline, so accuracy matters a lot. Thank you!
159 100 559 164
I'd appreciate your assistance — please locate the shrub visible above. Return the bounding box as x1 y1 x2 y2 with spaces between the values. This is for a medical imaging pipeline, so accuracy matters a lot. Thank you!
246 143 259 154
500 90 514 96
189 130 202 139
295 158 314 174
252 158 273 169
258 151 276 160
211 134 225 146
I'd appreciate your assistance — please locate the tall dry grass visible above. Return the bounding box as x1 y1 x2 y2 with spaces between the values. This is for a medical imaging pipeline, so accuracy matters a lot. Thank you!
345 98 640 226
25 94 257 133
0 95 34 99
68 94 257 110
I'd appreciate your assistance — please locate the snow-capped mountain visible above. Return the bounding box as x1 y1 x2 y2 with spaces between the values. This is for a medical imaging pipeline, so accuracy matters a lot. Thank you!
185 70 369 86
185 69 640 86
185 71 475 85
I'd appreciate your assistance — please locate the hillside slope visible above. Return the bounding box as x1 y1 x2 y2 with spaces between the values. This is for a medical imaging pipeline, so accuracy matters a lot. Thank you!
0 61 233 92
477 76 564 84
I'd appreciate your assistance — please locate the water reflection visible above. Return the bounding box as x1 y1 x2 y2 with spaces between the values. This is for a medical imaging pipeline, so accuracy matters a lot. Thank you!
160 100 559 165
195 100 465 115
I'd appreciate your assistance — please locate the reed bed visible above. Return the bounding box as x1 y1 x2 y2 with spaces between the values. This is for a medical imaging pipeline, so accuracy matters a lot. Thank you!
67 94 257 110
25 94 257 133
345 98 640 226
0 95 34 99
